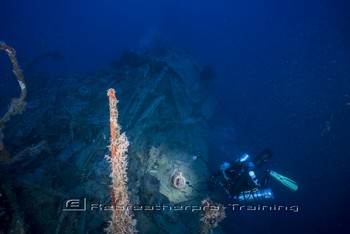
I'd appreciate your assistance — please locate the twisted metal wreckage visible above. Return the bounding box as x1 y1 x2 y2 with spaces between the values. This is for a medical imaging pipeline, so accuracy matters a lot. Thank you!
0 43 225 233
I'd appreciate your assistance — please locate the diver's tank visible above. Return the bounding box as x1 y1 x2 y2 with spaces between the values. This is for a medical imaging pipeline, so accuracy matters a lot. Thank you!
238 188 274 202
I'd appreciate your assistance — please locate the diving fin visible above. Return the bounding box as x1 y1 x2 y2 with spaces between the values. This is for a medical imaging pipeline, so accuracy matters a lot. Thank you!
269 170 298 191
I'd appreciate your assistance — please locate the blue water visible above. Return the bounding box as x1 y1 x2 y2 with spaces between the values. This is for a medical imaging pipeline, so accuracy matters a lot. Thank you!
1 0 350 233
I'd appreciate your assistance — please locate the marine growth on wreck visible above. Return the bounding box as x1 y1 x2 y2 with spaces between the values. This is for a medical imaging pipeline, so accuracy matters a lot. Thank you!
0 46 222 233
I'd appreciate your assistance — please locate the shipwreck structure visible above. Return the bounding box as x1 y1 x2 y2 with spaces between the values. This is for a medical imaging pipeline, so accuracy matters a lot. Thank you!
0 47 219 233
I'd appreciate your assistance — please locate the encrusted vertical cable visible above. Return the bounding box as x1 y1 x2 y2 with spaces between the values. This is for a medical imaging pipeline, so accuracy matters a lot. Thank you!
106 88 137 234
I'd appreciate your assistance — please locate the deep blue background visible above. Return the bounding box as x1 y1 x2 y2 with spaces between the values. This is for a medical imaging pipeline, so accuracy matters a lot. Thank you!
1 0 350 233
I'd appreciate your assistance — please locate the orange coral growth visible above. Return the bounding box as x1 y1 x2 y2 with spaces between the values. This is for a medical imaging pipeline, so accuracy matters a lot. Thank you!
105 88 137 234
200 198 226 234
107 88 119 158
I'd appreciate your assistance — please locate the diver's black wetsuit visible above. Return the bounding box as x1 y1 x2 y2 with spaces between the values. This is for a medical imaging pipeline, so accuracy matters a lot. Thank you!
214 149 272 199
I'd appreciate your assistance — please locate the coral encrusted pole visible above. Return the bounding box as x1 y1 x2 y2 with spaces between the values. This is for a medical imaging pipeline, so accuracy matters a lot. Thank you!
105 88 137 234
0 42 27 152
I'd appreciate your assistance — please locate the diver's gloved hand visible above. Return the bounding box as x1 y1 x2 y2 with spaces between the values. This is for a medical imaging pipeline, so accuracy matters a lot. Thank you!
220 162 230 171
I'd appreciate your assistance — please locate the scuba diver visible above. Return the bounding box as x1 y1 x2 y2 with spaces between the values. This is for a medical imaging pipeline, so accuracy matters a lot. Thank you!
212 149 298 202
